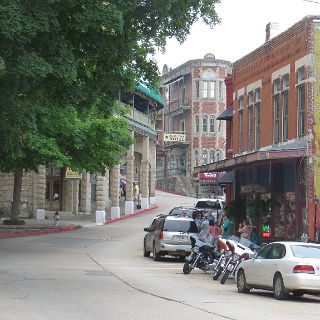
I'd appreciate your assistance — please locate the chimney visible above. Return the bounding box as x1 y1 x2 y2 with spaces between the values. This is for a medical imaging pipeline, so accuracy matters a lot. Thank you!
265 22 279 42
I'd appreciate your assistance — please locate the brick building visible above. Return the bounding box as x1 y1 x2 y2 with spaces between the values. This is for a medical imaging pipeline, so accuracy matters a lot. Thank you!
157 54 232 196
195 16 320 242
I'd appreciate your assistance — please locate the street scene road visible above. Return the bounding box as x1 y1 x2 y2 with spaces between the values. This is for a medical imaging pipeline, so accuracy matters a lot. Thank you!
0 191 319 320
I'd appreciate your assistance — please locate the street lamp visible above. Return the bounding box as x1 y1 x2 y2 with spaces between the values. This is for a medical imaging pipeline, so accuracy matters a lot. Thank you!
314 195 318 243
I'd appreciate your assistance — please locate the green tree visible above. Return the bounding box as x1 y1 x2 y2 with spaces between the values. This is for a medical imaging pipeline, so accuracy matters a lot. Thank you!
0 0 221 220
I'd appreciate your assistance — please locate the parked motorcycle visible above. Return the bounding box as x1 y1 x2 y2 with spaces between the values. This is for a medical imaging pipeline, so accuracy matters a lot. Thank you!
212 238 230 280
219 237 259 284
183 235 220 274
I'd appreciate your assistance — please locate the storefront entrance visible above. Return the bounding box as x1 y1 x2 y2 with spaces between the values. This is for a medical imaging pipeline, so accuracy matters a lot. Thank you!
45 167 63 211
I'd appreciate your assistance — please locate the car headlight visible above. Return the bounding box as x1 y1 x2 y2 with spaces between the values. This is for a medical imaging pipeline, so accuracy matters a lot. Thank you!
193 246 199 253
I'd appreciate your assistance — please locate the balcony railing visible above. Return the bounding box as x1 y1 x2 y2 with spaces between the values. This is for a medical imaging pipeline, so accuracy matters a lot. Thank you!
165 98 191 116
124 108 157 141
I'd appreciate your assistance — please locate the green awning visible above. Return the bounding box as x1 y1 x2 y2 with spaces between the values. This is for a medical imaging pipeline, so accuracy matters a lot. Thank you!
134 83 163 107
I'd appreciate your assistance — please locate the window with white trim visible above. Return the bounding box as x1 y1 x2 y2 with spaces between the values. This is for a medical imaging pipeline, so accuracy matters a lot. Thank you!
202 150 208 164
282 74 289 142
203 115 208 132
203 81 216 99
297 67 305 136
239 110 243 152
209 150 215 163
209 115 215 132
273 79 280 144
255 88 261 149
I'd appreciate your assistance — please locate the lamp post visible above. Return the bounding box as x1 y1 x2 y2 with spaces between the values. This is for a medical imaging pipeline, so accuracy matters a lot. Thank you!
314 195 318 243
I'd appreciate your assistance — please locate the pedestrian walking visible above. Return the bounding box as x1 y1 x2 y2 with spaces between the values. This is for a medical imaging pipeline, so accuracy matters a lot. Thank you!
53 211 60 226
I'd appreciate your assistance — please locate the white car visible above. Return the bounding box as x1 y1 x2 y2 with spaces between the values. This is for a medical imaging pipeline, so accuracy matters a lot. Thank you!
236 241 320 300
194 198 225 221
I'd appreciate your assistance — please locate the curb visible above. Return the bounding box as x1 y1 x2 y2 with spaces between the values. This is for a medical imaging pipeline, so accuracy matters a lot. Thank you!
0 205 158 238
105 205 158 224
0 225 79 239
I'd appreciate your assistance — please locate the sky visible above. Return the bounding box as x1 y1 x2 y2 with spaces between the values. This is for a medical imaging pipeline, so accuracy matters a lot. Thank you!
154 0 320 72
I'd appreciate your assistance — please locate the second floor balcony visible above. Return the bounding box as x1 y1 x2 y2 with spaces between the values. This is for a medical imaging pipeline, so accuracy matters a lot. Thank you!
124 108 157 141
164 98 191 117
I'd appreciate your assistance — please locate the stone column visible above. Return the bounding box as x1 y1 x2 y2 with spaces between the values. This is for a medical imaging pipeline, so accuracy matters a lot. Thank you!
63 180 73 212
37 166 46 214
72 180 79 215
110 165 120 219
141 136 150 210
95 174 107 224
125 133 135 214
80 171 91 214
149 142 156 205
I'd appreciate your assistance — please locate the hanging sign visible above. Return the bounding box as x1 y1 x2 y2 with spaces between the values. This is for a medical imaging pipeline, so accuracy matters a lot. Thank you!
164 134 185 142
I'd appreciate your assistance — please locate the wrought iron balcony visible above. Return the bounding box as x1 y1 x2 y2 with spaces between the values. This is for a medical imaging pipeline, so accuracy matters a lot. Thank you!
164 98 191 117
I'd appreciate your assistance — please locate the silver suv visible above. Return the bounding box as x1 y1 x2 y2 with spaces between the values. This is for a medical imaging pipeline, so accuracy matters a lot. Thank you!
143 215 198 261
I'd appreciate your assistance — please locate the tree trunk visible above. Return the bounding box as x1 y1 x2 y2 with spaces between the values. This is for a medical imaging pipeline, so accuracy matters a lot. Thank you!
11 170 23 220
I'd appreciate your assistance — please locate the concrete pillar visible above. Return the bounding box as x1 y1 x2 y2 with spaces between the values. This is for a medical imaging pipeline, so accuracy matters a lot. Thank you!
110 165 120 219
125 134 135 214
80 171 91 214
141 136 150 210
149 142 156 205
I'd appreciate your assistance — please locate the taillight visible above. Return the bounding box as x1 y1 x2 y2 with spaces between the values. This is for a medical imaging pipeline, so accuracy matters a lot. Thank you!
159 231 163 240
293 265 314 274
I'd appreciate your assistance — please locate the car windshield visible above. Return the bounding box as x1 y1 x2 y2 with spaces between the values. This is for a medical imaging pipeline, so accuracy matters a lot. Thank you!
290 245 320 258
195 201 221 210
163 220 198 233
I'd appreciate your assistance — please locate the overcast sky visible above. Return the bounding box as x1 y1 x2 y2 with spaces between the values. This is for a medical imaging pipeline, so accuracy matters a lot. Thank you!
154 0 320 72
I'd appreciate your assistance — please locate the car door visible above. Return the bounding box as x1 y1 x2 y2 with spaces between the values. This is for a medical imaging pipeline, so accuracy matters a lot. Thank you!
145 218 159 252
245 244 272 286
262 243 286 288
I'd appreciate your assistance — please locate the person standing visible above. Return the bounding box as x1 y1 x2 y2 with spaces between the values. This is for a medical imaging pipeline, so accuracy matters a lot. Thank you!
238 219 249 239
221 214 233 239
53 211 60 226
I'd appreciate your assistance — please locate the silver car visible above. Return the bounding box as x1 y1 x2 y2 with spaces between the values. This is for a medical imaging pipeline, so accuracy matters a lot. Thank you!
143 215 198 261
236 241 320 299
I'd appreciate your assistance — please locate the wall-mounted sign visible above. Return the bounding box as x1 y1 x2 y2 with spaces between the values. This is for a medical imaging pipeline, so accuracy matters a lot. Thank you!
241 184 266 193
65 168 82 180
164 133 185 142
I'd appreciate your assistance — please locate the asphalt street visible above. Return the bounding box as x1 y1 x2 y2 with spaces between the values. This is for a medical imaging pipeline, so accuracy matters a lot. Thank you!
0 191 319 320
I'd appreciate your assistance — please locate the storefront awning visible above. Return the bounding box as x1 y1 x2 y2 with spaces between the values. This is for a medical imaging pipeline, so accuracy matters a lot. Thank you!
193 138 307 176
216 171 234 184
217 106 233 120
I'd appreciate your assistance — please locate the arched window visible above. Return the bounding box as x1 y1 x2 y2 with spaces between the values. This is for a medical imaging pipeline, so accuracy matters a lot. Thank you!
202 150 208 164
195 115 199 133
203 115 208 132
194 150 199 167
209 150 215 163
210 115 215 132
216 150 221 161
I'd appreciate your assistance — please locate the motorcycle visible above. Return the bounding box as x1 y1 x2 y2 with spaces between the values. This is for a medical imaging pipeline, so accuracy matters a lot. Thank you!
183 235 220 274
212 238 232 280
219 237 259 284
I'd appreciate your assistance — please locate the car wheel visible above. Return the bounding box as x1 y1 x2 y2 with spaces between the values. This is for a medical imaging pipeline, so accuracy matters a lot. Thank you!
292 290 304 297
153 244 161 261
237 269 250 293
220 270 230 284
213 267 222 280
273 274 289 300
143 241 150 257
183 261 192 274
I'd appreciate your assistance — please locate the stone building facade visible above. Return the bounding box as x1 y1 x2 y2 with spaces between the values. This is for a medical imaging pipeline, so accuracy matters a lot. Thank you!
0 84 162 220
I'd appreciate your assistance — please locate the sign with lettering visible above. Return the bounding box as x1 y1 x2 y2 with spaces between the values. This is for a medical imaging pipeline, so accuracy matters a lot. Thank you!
65 168 82 180
164 134 186 142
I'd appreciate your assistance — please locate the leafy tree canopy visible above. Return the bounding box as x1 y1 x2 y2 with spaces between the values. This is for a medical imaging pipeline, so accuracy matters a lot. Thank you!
0 0 221 175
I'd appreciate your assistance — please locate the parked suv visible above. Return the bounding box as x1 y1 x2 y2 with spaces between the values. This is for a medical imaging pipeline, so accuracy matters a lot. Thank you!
143 215 198 261
194 198 225 222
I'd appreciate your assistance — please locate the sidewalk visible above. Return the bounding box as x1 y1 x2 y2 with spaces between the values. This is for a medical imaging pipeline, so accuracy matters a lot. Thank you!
0 203 158 239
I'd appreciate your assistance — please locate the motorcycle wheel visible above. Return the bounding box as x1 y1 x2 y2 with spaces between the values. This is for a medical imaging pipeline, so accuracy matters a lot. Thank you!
220 270 230 284
212 267 222 280
183 261 192 274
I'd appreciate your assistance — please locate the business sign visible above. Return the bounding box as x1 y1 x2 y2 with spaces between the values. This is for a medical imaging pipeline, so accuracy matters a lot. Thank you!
240 184 266 193
65 168 82 180
164 133 185 142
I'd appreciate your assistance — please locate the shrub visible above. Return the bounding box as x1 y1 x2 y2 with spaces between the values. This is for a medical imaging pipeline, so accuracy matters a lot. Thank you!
3 219 26 225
